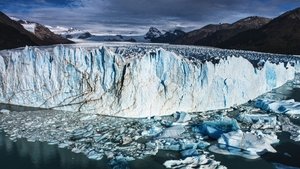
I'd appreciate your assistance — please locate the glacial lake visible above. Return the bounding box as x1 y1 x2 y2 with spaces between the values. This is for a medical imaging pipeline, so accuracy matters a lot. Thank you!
1 128 300 169
1 105 300 169
0 129 180 169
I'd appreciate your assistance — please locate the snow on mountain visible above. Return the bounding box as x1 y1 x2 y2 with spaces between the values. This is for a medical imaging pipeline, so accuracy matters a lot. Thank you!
47 26 92 39
9 17 37 33
87 34 148 42
21 23 36 33
144 27 187 43
13 21 91 40
145 27 162 39
0 44 296 117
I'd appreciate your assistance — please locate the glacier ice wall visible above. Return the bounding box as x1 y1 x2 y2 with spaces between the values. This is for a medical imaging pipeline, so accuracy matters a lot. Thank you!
0 45 296 117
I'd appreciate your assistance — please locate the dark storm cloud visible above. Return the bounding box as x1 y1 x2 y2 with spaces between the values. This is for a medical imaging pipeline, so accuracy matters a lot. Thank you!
2 0 300 34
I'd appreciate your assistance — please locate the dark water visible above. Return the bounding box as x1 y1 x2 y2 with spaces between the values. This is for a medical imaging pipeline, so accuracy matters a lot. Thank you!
262 132 300 168
1 131 299 169
287 88 300 102
212 132 300 169
0 103 177 169
0 131 111 169
0 103 46 112
0 131 180 169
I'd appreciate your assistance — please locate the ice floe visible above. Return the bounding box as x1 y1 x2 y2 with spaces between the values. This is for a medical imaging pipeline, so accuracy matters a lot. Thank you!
255 99 300 115
193 117 240 139
209 130 279 159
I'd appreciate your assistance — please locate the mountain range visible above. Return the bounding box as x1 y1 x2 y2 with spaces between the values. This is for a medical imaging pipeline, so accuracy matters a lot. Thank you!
145 7 300 55
176 16 271 46
1 7 300 55
218 8 300 55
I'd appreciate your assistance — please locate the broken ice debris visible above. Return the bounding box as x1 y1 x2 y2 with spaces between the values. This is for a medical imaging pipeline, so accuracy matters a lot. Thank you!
141 125 163 137
173 112 192 125
209 130 279 159
255 99 300 115
163 154 226 169
237 113 277 129
193 117 240 139
159 125 185 138
0 109 10 114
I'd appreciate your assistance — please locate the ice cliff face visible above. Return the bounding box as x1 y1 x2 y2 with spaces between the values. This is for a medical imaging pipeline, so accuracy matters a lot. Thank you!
0 44 296 117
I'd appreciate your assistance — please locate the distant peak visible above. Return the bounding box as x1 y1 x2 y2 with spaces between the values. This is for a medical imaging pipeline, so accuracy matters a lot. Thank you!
148 27 161 33
145 27 162 39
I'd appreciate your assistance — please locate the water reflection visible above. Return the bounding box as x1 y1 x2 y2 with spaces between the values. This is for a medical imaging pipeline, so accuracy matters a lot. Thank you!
287 88 300 102
262 132 300 168
0 131 176 169
0 131 110 169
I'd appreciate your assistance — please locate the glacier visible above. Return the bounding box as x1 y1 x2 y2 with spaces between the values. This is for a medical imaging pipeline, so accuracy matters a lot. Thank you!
0 43 297 117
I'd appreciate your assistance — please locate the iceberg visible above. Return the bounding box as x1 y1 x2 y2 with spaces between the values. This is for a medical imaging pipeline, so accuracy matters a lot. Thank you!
163 156 226 169
209 130 279 159
237 113 277 129
255 99 300 115
173 111 192 124
0 44 296 117
193 117 240 139
0 109 10 114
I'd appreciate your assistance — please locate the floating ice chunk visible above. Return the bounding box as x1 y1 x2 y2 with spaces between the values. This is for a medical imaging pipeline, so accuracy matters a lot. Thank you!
159 125 185 138
278 116 300 141
58 142 70 148
255 99 300 115
209 130 279 159
159 138 209 151
121 136 133 145
142 125 163 137
163 155 226 169
194 117 240 139
173 112 192 125
87 150 103 160
181 148 199 158
238 113 277 129
80 114 98 121
0 109 10 114
70 128 93 140
238 113 277 125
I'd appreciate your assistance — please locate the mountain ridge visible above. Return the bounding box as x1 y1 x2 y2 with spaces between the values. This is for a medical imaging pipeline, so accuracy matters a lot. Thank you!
0 11 73 50
218 7 300 55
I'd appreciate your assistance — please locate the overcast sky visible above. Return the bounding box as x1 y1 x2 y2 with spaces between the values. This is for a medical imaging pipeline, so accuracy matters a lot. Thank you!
1 0 300 35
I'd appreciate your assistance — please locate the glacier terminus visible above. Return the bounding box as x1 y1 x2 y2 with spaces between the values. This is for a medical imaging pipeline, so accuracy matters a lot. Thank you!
0 43 298 117
1 43 300 169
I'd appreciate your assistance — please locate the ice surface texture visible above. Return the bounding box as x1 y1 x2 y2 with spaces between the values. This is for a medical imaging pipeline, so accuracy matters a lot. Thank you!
0 44 296 117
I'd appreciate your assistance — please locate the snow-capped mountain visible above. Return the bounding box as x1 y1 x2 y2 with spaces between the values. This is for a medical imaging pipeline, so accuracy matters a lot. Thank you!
144 27 162 39
10 16 91 40
87 34 147 42
9 16 73 44
0 12 72 50
144 27 186 43
47 26 92 39
15 19 37 33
